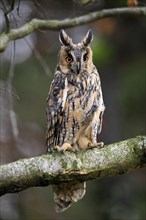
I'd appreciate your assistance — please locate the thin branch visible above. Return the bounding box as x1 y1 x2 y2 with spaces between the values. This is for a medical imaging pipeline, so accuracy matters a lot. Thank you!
1 0 16 32
0 7 146 52
0 136 146 197
7 41 19 141
24 37 52 76
73 0 96 5
0 88 19 100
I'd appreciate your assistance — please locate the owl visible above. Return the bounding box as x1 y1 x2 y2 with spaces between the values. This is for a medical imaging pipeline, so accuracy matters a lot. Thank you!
46 29 105 212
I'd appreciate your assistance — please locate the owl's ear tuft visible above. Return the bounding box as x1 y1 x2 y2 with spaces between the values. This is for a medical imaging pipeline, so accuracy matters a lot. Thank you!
81 30 93 46
59 29 72 46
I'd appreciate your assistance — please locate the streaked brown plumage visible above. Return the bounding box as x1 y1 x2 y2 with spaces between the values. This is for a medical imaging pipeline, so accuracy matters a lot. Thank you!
46 29 105 212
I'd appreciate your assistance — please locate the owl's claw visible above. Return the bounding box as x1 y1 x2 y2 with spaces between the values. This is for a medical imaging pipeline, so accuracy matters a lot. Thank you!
88 141 104 149
54 143 75 152
97 142 104 148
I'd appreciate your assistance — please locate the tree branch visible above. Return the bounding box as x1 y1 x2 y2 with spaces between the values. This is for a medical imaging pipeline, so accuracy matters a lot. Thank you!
0 7 146 52
0 136 146 197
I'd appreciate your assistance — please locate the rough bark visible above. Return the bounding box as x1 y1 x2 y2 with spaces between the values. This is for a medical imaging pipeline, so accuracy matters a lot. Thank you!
0 7 146 52
0 136 146 197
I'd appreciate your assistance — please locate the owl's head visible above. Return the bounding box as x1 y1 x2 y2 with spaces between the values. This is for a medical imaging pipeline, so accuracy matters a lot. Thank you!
58 29 93 75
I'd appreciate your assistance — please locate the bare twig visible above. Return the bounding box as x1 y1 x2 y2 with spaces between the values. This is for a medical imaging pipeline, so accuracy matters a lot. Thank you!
0 136 146 197
1 0 16 32
7 41 19 140
0 88 19 100
24 37 52 76
0 7 146 52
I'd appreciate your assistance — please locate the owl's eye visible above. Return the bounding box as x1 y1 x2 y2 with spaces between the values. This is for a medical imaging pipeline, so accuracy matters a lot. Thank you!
83 53 88 61
66 56 73 63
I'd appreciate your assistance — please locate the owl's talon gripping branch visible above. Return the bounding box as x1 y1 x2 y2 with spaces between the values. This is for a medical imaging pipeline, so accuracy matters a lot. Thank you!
54 143 75 152
95 142 104 148
88 141 104 149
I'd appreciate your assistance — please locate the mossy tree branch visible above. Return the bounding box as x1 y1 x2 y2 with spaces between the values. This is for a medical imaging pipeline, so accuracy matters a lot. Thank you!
0 7 146 52
0 136 146 197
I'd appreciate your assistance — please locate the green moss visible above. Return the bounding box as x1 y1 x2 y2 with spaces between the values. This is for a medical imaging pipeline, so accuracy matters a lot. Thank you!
60 158 67 169
72 160 78 170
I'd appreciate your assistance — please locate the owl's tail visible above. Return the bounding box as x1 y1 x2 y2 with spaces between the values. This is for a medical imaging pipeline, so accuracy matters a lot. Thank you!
52 181 86 212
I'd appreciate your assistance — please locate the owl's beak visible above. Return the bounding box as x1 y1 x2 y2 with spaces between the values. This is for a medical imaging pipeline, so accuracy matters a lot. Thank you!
76 61 81 74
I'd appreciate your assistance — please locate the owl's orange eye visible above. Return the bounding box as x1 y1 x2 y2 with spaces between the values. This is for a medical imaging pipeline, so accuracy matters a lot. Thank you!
66 56 73 63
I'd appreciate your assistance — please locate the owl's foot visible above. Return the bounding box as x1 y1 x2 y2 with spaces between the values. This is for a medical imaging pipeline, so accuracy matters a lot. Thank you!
54 143 75 152
88 142 104 149
78 135 104 150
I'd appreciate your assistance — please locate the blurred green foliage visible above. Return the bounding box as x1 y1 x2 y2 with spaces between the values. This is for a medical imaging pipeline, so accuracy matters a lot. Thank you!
119 57 146 136
92 38 115 67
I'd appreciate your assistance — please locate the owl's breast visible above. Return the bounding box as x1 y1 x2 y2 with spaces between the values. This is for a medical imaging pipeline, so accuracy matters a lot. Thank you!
66 83 99 127
59 73 103 146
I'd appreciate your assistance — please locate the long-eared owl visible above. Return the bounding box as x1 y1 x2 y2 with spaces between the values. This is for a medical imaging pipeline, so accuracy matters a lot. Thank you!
46 29 105 212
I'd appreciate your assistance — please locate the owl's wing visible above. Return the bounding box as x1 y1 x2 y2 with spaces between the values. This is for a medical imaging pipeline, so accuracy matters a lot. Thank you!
98 87 105 135
92 68 105 139
46 72 67 150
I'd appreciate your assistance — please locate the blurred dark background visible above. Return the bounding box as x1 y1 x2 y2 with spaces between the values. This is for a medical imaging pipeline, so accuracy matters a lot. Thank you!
0 0 146 220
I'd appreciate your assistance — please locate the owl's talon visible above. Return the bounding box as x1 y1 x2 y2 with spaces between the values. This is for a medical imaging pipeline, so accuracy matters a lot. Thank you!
54 145 61 151
87 142 92 148
54 143 74 152
96 142 104 148
99 142 104 148
88 142 104 149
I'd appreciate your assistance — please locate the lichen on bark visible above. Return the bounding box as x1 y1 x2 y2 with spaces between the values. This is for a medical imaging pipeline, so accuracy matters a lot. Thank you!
0 136 146 197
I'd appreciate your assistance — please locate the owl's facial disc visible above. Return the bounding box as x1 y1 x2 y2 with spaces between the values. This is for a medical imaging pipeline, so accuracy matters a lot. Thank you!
68 47 88 75
59 42 92 75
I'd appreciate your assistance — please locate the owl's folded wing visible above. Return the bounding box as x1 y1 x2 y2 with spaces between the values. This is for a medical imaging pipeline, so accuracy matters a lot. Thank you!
46 72 67 150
